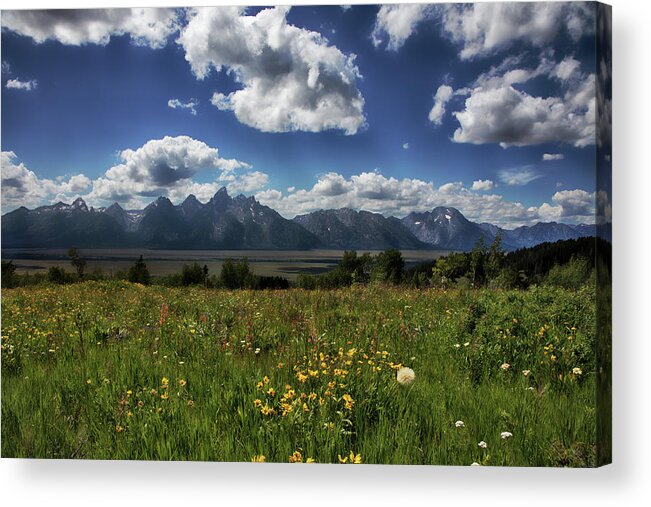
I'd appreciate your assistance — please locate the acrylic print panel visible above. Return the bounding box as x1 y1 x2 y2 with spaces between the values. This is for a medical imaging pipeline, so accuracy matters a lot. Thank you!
0 2 611 467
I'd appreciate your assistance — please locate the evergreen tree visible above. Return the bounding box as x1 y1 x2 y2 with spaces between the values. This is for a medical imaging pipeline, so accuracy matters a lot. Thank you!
128 255 150 285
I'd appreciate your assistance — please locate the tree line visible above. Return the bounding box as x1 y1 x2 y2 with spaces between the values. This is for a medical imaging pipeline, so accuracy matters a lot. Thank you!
1 236 606 290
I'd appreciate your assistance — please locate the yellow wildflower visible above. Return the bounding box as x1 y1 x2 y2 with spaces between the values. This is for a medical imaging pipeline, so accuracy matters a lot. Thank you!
253 399 262 408
289 451 302 463
251 455 266 463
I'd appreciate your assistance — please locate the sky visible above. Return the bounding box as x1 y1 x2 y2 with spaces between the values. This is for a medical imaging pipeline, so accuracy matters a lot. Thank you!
0 3 608 227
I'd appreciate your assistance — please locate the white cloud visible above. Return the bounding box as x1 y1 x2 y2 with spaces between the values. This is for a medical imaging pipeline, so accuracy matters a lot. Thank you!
168 98 198 115
543 153 565 161
471 179 494 191
428 84 454 125
85 136 254 206
402 143 409 150
255 170 592 228
1 151 90 210
371 4 432 51
538 188 596 223
553 56 581 81
1 8 179 48
178 6 366 135
498 167 542 186
439 3 595 60
2 60 10 74
5 78 37 90
287 186 296 193
451 57 596 147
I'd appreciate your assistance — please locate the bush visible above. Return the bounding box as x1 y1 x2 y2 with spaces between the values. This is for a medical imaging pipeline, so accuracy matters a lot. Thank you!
47 266 70 284
544 256 593 289
181 263 208 286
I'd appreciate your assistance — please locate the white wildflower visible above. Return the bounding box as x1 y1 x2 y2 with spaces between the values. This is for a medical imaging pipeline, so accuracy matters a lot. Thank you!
396 367 416 386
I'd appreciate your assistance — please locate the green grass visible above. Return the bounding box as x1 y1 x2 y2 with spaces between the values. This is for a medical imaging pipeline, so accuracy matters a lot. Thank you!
1 281 597 466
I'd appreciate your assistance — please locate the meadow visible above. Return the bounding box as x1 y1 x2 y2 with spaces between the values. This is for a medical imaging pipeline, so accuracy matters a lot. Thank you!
1 281 597 466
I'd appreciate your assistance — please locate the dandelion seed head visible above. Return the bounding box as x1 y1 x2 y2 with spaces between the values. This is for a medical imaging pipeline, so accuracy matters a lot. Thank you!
396 367 415 385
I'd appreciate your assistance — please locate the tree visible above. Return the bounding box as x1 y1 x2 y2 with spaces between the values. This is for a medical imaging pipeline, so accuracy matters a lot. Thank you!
128 255 150 285
181 262 207 286
47 266 68 284
1 260 18 288
373 249 404 285
67 248 86 278
486 232 505 280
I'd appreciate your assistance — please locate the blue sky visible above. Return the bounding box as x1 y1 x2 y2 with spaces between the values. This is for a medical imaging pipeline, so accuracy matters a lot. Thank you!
1 3 605 227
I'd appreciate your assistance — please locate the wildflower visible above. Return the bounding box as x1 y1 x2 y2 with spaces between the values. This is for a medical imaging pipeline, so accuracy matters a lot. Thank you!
500 363 510 371
308 392 317 401
160 392 169 400
478 441 487 449
522 370 531 377
127 412 133 418
126 390 133 396
453 343 461 349
187 400 195 407
150 388 157 396
267 387 276 397
256 381 264 390
342 394 354 410
501 431 513 439
463 342 470 347
306 458 316 463
86 379 92 385
161 377 169 388
455 420 465 428
572 367 583 376
551 355 557 363
251 455 266 463
261 405 274 416
396 367 416 385
296 371 308 383
289 451 302 463
253 399 262 408
263 376 270 385
137 400 144 408
302 403 310 413
115 425 124 433
254 348 261 355
177 379 187 387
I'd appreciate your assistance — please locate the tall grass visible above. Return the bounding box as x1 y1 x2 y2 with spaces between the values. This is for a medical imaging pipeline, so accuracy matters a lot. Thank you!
1 281 596 466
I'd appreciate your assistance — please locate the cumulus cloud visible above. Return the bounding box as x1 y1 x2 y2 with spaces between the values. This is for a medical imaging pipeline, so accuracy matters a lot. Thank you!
255 170 592 228
1 8 179 48
428 84 454 125
553 56 581 81
1 151 90 210
451 57 596 147
439 2 595 60
543 153 565 161
85 136 256 206
402 143 409 150
168 98 198 115
498 167 542 186
178 6 366 135
471 179 494 191
5 78 37 90
371 4 432 50
538 188 596 223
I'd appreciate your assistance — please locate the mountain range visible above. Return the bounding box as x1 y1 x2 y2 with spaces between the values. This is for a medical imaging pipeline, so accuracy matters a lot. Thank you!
1 188 608 251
